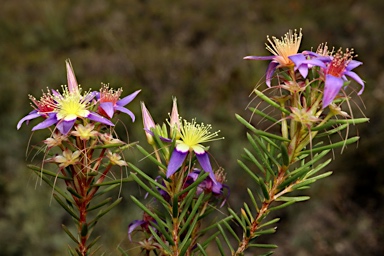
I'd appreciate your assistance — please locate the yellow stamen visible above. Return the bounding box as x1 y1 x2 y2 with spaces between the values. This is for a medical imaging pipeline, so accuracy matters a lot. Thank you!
54 86 91 121
265 29 302 67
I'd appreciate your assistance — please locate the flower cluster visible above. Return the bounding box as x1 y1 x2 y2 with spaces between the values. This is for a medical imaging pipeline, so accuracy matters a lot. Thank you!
17 59 140 134
17 60 140 255
244 29 364 108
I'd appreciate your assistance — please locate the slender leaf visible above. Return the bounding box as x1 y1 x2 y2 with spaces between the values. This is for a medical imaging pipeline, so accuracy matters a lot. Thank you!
130 173 168 205
128 163 167 191
258 177 270 200
91 178 133 187
228 208 246 231
148 226 172 254
276 196 310 202
237 160 260 184
254 227 277 235
268 201 295 212
89 197 122 227
248 243 278 248
258 218 280 229
87 197 112 212
87 236 101 250
94 184 120 197
179 193 205 235
292 171 333 190
222 220 241 243
217 224 234 253
136 145 167 170
196 243 208 256
280 142 289 166
247 188 260 212
311 118 369 131
61 224 78 244
253 89 291 115
300 136 360 154
53 193 79 221
215 237 226 256
236 114 289 142
130 196 174 245
248 107 278 123
315 123 349 138
27 164 72 180
198 216 234 235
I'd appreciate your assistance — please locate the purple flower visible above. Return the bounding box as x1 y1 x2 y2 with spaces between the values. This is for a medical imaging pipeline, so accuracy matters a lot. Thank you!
186 169 229 207
98 84 140 120
322 48 364 108
17 59 114 134
166 119 222 184
244 29 302 86
288 53 327 78
127 212 157 241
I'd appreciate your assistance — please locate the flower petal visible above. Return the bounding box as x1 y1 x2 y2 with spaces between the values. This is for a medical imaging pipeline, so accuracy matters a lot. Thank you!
144 128 172 143
117 90 141 107
265 61 279 87
65 59 79 94
99 102 115 118
346 60 362 71
297 65 309 79
17 111 40 129
289 53 306 67
127 220 145 241
141 102 156 130
323 75 344 108
344 70 365 95
195 151 217 184
115 105 135 121
56 119 76 134
166 150 188 178
243 55 275 61
87 112 114 126
31 114 58 131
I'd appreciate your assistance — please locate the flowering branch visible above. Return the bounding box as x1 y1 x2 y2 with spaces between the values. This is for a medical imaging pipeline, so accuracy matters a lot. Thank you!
18 59 139 255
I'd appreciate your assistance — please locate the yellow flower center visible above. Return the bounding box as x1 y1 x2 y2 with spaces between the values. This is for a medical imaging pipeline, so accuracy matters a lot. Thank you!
177 119 221 154
54 86 91 121
265 29 302 67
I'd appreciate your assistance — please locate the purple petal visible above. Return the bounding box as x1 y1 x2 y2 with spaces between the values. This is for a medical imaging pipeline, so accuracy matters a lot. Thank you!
344 71 365 95
99 102 115 118
167 150 188 178
115 105 135 122
297 65 309 78
87 112 114 126
346 60 362 71
128 220 145 241
117 90 141 107
144 128 172 143
83 91 97 102
195 151 217 184
289 53 306 67
66 59 79 93
304 58 327 69
243 55 275 61
212 182 223 195
188 169 201 181
17 111 41 129
56 119 76 134
323 75 344 108
265 61 279 87
51 89 61 97
31 114 58 131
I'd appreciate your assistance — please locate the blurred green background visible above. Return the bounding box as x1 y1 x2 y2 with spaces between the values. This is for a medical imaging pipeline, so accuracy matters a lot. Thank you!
1 0 383 255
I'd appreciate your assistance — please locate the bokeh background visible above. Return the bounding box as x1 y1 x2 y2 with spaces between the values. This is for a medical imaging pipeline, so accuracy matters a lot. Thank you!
1 0 383 255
